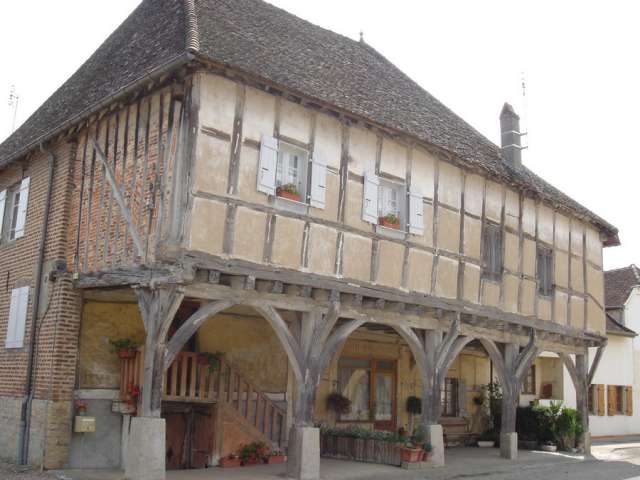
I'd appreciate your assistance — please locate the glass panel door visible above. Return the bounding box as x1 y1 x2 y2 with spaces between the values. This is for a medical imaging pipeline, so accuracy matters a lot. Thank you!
374 371 394 430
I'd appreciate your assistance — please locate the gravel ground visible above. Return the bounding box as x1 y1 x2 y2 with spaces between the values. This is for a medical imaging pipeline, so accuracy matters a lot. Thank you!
0 462 56 480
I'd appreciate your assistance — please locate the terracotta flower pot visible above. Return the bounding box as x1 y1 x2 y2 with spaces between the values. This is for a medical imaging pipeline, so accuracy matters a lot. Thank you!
379 217 401 230
267 455 286 464
117 348 136 359
242 454 260 466
277 189 301 202
400 447 423 463
219 457 241 468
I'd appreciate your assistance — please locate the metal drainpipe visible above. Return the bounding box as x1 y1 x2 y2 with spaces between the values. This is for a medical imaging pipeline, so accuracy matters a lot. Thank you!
18 145 56 465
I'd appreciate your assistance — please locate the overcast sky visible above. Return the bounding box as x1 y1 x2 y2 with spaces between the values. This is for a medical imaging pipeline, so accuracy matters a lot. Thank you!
0 1 637 270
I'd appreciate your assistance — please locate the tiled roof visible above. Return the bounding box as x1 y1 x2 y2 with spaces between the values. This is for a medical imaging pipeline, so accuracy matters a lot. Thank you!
606 313 637 337
0 0 619 244
604 265 640 308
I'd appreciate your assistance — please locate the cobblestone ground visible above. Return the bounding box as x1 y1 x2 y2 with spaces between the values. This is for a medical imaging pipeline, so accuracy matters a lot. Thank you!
0 462 56 480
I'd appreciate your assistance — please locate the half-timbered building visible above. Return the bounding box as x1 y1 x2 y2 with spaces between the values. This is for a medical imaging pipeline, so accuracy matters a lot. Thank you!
0 0 619 478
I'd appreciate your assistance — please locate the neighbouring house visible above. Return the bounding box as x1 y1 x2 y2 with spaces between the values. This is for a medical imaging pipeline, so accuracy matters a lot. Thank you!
517 265 640 438
0 1 619 479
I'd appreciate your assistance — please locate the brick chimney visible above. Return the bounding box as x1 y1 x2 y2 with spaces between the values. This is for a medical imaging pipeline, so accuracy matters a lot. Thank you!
500 103 522 168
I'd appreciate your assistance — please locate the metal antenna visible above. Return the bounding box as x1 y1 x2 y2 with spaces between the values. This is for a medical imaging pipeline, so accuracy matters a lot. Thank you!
520 72 529 151
8 85 19 134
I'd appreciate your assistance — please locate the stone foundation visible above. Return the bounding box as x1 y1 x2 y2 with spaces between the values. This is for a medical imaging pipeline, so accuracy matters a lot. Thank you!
500 432 518 460
124 416 166 480
287 426 320 480
425 424 444 467
0 395 24 463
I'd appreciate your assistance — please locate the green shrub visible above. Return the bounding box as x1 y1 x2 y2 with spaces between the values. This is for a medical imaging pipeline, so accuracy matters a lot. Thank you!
406 396 422 415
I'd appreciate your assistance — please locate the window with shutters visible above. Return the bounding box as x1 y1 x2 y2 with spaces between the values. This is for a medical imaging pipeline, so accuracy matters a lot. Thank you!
482 223 503 281
275 143 308 203
377 180 405 231
521 365 536 394
588 384 596 415
5 286 29 349
537 246 554 297
615 385 625 414
441 377 459 417
0 177 30 243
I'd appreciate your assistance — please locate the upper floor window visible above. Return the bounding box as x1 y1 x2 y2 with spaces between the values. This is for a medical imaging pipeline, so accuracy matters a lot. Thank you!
482 223 503 281
257 135 326 209
0 177 30 243
5 286 29 349
536 245 554 296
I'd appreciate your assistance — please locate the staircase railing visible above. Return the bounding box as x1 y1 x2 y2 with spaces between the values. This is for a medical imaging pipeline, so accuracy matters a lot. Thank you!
120 349 286 445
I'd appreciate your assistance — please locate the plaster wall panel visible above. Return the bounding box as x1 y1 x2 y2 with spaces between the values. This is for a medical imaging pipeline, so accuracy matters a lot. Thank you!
348 126 377 175
314 113 342 169
570 257 584 292
538 298 552 322
503 274 519 313
199 74 237 134
570 296 585 330
243 86 276 142
464 175 484 216
520 280 536 315
280 100 311 144
344 179 372 232
237 146 269 205
233 207 267 262
463 263 481 303
411 148 436 199
586 227 602 267
307 224 338 276
587 264 605 306
504 232 519 272
482 280 500 307
570 221 584 257
463 216 481 259
522 239 536 277
189 198 226 255
193 134 230 195
434 256 459 299
376 241 405 287
554 251 569 289
505 190 520 230
438 162 462 209
406 249 433 293
271 216 305 269
555 214 570 251
410 203 434 247
342 233 372 282
522 198 536 235
312 171 340 221
437 208 461 253
484 181 503 223
587 297 605 334
555 291 568 325
380 138 407 179
538 205 554 245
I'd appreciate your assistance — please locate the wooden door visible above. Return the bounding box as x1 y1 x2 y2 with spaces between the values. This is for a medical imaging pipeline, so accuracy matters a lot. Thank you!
191 406 215 468
164 404 216 470
165 412 188 470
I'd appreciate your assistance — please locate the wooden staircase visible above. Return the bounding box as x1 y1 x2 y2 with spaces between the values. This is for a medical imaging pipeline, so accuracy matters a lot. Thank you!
121 349 287 447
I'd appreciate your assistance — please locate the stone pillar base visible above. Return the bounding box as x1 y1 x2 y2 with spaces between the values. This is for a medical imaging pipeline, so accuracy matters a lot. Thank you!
500 432 518 460
124 417 166 480
287 426 320 480
424 424 444 467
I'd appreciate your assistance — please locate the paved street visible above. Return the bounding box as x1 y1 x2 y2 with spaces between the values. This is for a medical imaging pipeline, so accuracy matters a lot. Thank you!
7 439 640 480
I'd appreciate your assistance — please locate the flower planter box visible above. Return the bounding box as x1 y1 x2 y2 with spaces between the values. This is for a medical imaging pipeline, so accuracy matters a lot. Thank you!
219 457 241 468
378 217 401 230
277 190 302 202
321 434 403 466
266 455 287 464
477 441 495 448
400 447 423 463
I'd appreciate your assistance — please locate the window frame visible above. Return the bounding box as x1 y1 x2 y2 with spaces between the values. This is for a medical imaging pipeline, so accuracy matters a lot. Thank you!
481 222 503 282
536 245 555 297
521 365 536 395
377 178 406 232
441 377 459 417
275 142 310 205
2 182 21 243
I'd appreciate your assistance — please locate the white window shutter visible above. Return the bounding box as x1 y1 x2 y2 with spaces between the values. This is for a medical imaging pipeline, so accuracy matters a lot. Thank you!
257 136 278 195
408 187 424 235
0 189 6 238
14 177 30 239
362 172 379 224
5 287 28 349
309 157 327 209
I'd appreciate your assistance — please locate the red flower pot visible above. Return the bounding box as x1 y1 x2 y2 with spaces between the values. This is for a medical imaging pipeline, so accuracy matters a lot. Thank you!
400 447 423 463
220 457 241 468
117 348 136 359
267 455 286 464
379 217 401 230
242 454 260 466
277 189 301 202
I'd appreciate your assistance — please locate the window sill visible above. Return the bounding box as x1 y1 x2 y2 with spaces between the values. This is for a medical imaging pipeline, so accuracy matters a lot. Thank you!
274 196 309 215
375 224 406 240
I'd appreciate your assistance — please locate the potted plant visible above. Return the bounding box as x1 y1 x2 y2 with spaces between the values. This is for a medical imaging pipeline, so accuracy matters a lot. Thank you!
326 392 351 415
197 352 222 373
267 449 286 464
406 396 421 434
276 183 301 202
400 441 423 463
219 453 241 468
477 429 496 448
411 425 425 450
422 442 433 461
239 442 259 465
110 338 137 359
254 441 270 460
379 213 400 230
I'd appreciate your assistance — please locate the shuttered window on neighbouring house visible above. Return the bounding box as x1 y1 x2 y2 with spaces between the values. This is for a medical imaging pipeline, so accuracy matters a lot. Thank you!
536 245 554 296
0 177 30 243
482 223 503 281
5 286 29 349
608 385 616 415
597 384 605 416
625 386 633 416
